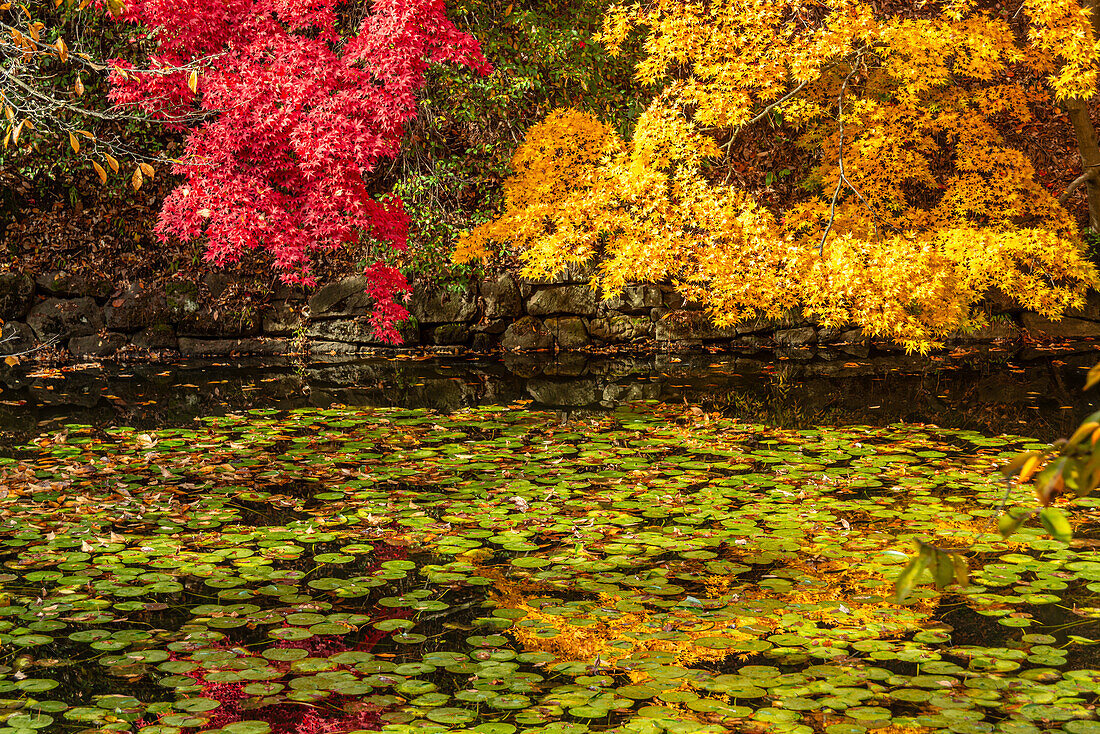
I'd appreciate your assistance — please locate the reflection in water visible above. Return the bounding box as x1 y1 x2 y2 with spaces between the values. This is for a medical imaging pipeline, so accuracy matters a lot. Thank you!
1 349 1099 444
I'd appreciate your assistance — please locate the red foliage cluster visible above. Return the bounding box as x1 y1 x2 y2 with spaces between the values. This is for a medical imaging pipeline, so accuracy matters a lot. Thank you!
107 0 490 342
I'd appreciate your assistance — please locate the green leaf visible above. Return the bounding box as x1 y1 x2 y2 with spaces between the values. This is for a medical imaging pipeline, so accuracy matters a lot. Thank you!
932 549 955 590
1039 507 1072 544
895 545 932 603
997 507 1031 539
951 553 968 588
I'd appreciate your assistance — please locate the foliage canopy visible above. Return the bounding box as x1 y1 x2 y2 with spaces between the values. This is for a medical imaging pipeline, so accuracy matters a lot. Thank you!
457 0 1100 351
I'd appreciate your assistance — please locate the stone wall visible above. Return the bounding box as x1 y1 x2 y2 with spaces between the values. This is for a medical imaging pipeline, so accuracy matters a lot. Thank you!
3 269 1100 359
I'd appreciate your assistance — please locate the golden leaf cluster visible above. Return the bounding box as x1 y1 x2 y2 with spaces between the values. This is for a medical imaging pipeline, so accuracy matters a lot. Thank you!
456 0 1100 352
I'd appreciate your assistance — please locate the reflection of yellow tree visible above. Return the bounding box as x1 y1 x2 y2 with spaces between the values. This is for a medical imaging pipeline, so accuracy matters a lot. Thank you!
479 550 938 671
456 2 1100 353
482 565 740 671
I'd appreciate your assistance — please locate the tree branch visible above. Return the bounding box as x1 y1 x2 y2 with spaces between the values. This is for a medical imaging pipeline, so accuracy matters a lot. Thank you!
722 79 810 153
1058 166 1100 205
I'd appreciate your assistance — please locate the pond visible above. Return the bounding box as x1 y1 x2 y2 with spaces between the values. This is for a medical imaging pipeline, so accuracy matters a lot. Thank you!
2 349 1100 442
0 351 1098 734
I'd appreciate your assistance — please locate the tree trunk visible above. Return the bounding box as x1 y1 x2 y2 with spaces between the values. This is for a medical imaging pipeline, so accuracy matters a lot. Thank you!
1066 0 1100 232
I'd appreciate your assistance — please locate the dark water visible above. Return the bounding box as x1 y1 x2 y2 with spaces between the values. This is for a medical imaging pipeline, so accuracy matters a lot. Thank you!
2 346 1099 444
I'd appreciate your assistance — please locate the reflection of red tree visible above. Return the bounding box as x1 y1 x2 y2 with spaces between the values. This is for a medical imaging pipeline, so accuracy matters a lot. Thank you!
142 543 413 732
187 677 383 734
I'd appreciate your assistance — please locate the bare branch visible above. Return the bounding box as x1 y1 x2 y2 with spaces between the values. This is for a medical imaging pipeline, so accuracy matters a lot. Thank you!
818 55 881 255
0 332 60 359
721 79 812 156
744 80 809 129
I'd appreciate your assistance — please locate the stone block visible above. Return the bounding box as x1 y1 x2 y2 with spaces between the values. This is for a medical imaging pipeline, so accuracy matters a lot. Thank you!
27 297 104 340
502 317 553 351
167 284 259 337
35 271 112 300
473 319 509 335
106 285 168 331
602 285 663 313
262 302 302 336
589 315 651 343
1021 313 1100 339
273 282 309 301
0 273 35 320
470 333 496 352
178 338 288 356
69 332 128 358
308 276 373 316
836 328 869 344
429 324 470 345
774 326 817 346
203 273 232 299
132 324 178 351
307 318 417 345
526 285 598 317
411 286 477 323
655 311 737 341
544 316 589 350
0 322 36 355
309 341 364 354
480 273 522 319
736 335 766 352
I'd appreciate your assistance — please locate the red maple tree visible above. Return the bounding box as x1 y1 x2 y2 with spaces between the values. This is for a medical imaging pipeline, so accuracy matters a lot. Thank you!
108 0 490 342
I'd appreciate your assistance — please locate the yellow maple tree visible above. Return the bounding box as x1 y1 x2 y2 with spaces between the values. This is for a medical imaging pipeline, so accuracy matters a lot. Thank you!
456 0 1100 352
